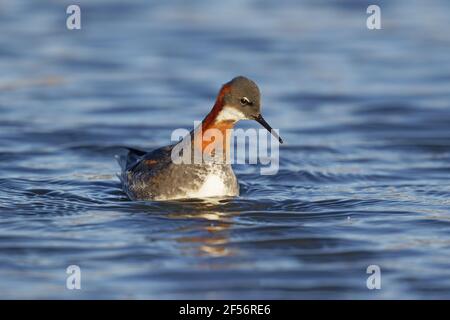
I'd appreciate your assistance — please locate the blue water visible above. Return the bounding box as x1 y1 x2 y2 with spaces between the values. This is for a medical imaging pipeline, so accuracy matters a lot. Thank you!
1 0 450 299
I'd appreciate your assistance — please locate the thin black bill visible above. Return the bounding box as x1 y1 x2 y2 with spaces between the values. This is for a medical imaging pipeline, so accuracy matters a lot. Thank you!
255 114 283 144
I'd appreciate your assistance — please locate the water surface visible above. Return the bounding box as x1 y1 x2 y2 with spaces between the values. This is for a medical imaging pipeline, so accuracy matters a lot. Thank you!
0 0 450 299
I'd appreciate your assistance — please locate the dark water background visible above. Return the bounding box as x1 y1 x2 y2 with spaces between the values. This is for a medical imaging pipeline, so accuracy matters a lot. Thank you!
1 0 449 299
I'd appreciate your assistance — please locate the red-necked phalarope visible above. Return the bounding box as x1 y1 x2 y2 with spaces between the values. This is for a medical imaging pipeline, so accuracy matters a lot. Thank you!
117 76 282 201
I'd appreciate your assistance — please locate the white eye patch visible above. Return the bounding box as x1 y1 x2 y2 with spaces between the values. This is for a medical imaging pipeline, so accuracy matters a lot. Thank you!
240 97 251 105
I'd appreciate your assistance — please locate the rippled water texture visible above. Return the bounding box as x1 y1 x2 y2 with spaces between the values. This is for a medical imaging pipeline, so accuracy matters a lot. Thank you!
1 0 450 299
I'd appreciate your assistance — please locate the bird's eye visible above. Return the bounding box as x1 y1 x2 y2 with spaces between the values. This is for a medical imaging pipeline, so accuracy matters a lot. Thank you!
240 97 251 106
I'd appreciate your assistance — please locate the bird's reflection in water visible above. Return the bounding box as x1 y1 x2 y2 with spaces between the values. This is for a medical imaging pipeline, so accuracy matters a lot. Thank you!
167 198 238 257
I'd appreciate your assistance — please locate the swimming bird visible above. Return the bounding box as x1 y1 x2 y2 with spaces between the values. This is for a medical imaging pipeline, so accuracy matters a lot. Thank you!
117 76 282 201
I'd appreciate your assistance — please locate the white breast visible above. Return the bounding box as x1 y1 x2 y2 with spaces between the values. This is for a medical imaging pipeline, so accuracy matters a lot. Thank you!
187 172 229 198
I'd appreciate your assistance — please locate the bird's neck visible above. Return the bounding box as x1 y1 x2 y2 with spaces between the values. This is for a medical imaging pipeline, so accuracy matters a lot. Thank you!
194 86 235 162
